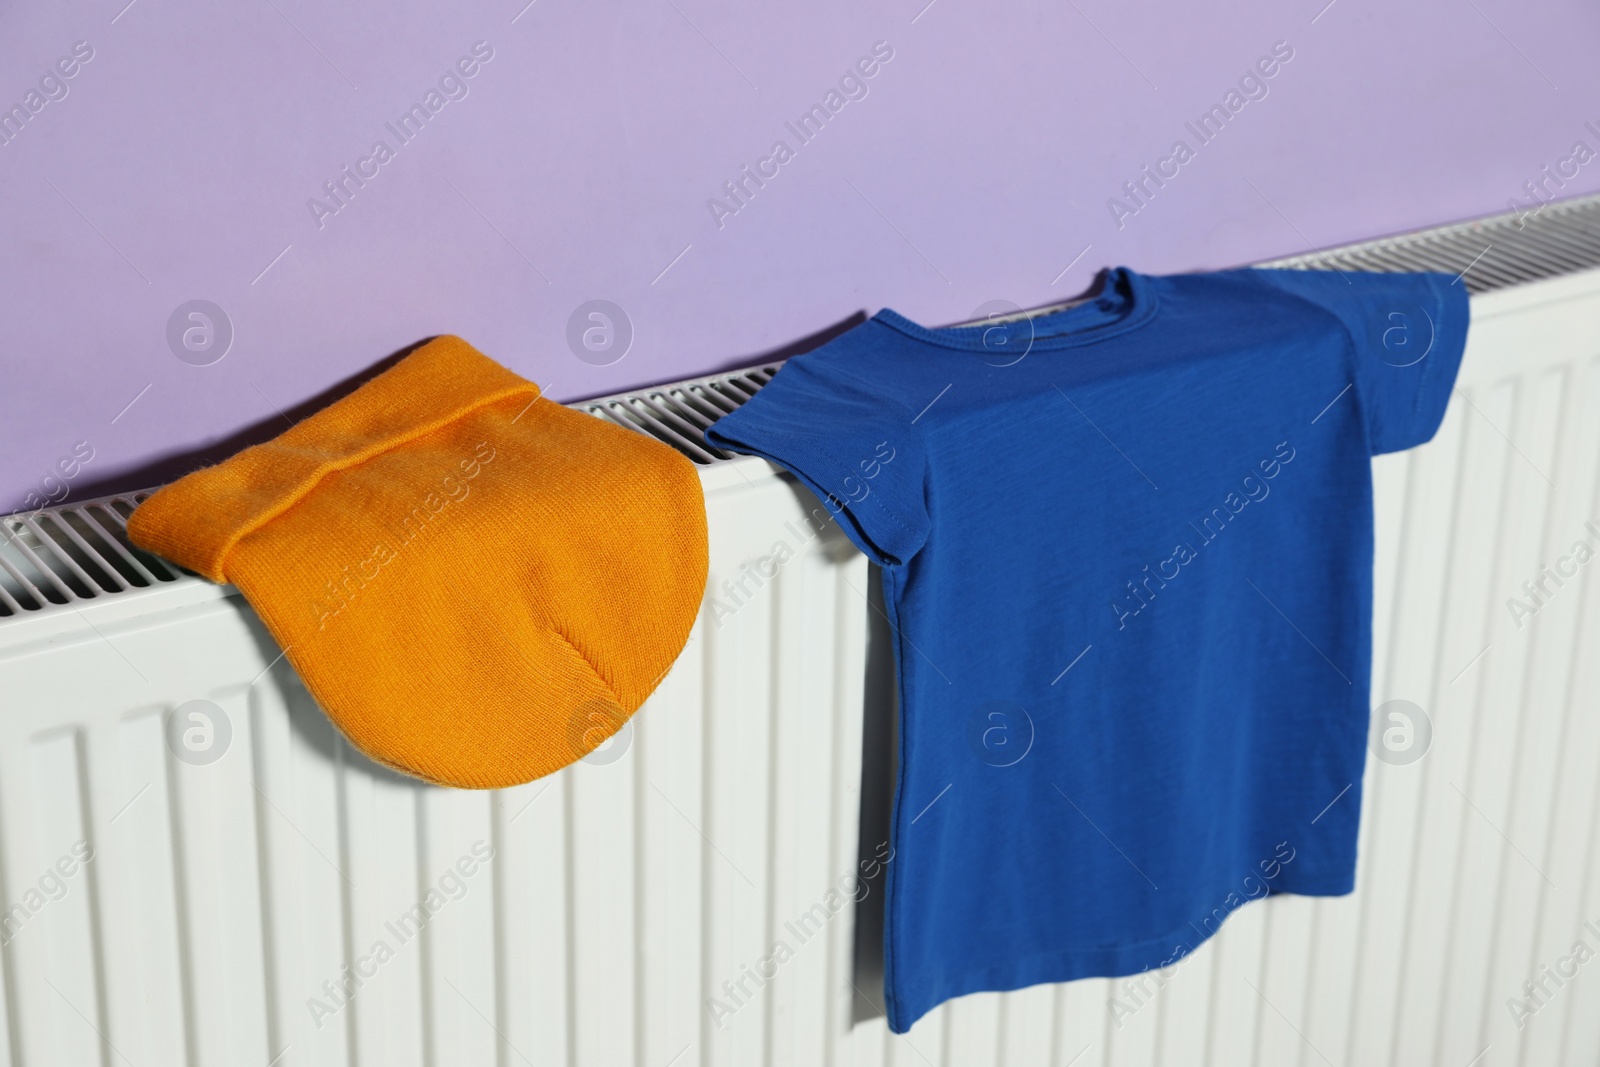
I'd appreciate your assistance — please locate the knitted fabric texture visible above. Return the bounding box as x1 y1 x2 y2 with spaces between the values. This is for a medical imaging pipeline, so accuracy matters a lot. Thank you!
128 336 708 788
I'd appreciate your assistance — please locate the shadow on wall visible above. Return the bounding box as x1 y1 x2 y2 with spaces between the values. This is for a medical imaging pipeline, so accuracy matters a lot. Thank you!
50 267 1124 510
62 337 439 505
569 311 871 404
58 310 873 506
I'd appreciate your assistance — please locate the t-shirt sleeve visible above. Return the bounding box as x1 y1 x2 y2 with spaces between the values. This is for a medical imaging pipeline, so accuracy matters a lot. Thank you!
1251 268 1471 455
705 358 930 566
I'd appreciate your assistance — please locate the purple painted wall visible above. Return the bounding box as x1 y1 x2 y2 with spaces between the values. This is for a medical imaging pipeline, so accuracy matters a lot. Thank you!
3 0 1598 510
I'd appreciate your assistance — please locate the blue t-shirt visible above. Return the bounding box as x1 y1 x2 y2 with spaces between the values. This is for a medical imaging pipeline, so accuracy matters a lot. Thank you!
705 266 1469 1033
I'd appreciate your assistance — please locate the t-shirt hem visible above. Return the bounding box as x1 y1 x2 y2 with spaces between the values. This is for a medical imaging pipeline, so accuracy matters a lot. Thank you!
886 876 1355 1034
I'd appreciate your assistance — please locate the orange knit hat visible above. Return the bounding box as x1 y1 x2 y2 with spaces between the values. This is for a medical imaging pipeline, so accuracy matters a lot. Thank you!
128 336 708 788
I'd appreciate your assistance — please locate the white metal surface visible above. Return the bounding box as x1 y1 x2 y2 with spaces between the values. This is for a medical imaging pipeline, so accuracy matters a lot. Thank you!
0 454 874 1067
4 258 1600 1065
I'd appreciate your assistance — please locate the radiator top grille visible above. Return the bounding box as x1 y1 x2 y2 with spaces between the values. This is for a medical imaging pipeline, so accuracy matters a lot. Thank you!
1257 191 1600 289
0 493 182 617
6 193 1600 620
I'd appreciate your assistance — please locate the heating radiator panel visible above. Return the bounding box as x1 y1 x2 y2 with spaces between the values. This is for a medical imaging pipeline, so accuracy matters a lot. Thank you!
4 227 1600 1065
0 459 884 1067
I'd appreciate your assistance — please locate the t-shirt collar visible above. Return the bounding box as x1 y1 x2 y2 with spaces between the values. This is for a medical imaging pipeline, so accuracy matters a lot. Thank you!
872 266 1158 351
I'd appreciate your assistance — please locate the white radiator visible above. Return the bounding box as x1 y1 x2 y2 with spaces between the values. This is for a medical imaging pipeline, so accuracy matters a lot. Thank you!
5 202 1600 1067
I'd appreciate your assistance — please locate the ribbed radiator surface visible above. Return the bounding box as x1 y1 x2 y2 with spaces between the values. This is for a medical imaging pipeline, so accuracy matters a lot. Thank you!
4 199 1600 1066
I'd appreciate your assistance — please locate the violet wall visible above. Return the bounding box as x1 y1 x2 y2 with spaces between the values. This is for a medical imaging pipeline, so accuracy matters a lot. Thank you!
3 0 1598 508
